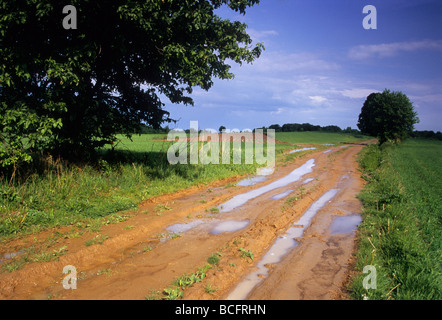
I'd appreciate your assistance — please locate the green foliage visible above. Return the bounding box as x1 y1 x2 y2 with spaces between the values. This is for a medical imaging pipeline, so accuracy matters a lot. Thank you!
0 0 263 166
357 89 419 144
163 264 212 299
162 287 184 300
239 247 254 261
351 140 441 300
0 102 64 168
207 253 221 265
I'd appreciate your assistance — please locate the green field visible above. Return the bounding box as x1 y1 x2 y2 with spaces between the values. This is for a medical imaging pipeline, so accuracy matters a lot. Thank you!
275 131 370 145
0 131 363 238
351 139 441 300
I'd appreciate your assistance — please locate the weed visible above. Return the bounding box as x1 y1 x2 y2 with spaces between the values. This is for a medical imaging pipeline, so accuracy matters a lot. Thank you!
154 203 172 213
97 268 113 277
174 264 212 289
204 283 218 295
85 234 109 246
239 248 254 261
208 207 219 214
31 245 68 262
145 290 162 300
207 253 220 266
169 232 181 240
162 287 184 300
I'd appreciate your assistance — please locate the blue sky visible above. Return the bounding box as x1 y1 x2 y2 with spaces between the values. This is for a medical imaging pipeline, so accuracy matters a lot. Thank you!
164 0 442 132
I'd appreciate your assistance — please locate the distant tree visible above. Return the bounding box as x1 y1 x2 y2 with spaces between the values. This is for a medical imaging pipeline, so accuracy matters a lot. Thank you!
268 124 282 132
322 125 342 133
0 0 263 167
219 125 226 133
411 130 442 140
357 89 419 144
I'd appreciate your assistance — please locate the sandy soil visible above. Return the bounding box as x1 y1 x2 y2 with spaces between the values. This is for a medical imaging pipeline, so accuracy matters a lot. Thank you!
0 142 371 300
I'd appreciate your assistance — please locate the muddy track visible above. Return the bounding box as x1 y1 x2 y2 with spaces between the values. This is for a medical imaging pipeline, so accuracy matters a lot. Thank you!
0 143 369 300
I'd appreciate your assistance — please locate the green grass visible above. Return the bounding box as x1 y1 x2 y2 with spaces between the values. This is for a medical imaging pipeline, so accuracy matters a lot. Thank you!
275 131 370 145
0 132 370 238
351 139 441 300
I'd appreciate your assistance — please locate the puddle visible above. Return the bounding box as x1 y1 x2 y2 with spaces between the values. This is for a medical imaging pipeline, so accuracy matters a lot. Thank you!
236 167 274 187
166 220 205 233
289 147 316 154
293 189 339 229
302 178 314 184
237 175 267 186
227 236 299 300
323 144 334 146
0 251 24 264
271 189 293 200
256 167 275 176
210 220 250 235
219 159 315 213
227 188 339 300
323 150 331 154
330 215 362 234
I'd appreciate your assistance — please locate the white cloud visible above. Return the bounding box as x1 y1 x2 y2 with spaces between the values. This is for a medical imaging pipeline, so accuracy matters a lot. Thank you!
410 93 442 103
243 51 340 74
340 88 380 99
348 39 442 60
309 95 328 104
270 107 286 115
248 29 279 41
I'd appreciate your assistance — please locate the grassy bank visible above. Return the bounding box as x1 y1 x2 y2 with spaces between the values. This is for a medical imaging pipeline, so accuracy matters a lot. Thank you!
351 139 441 300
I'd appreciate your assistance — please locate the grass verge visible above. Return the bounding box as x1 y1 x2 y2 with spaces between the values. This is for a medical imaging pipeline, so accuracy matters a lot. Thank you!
350 139 441 300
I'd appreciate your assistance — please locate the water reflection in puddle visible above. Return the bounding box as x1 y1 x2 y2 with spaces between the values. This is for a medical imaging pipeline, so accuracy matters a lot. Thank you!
237 175 267 186
271 189 293 200
219 159 315 213
330 215 362 234
166 220 205 233
302 178 314 184
227 188 339 300
0 251 24 264
210 220 250 235
323 150 331 154
289 147 316 154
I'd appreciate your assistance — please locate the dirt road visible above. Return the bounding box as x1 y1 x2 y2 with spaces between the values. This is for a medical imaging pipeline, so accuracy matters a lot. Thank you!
0 142 368 300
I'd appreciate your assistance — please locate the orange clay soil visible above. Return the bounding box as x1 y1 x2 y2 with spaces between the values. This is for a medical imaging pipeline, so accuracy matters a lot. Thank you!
0 142 372 300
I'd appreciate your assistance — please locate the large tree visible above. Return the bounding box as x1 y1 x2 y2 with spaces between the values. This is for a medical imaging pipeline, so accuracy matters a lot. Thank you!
0 0 263 166
357 89 419 144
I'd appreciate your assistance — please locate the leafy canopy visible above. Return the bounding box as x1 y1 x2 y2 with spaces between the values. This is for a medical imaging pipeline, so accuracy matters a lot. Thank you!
0 0 263 167
357 89 419 144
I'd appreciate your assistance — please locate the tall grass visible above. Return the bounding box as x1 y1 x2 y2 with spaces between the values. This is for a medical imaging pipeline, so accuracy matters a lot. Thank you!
351 139 441 300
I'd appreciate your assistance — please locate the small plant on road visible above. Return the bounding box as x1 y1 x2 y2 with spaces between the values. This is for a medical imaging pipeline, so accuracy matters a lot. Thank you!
207 253 220 266
239 248 254 261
